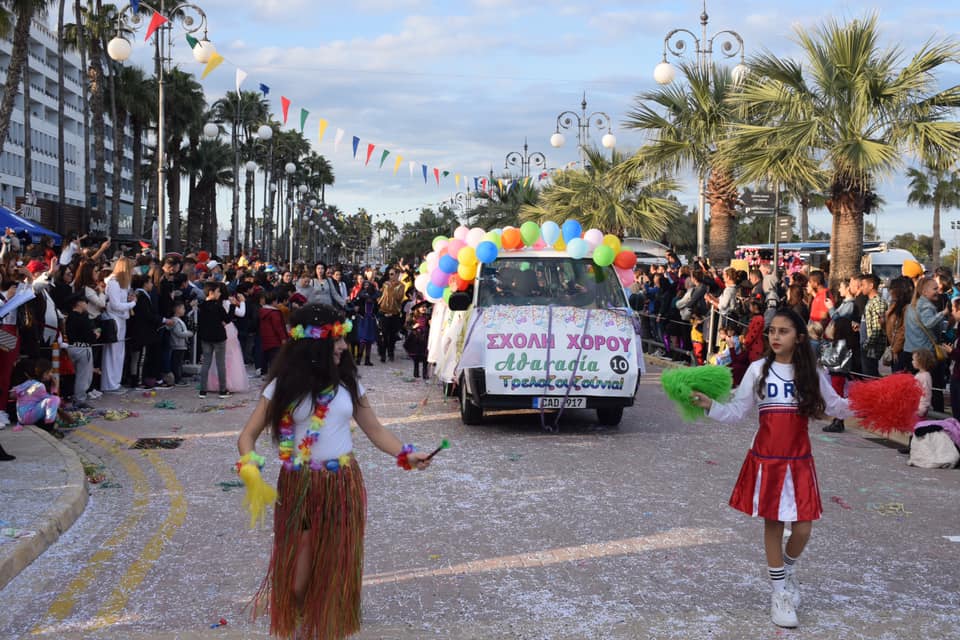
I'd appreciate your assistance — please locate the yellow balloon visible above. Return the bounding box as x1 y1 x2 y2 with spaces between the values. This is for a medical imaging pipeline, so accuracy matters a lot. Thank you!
458 262 477 281
554 236 566 251
602 234 621 253
458 246 478 267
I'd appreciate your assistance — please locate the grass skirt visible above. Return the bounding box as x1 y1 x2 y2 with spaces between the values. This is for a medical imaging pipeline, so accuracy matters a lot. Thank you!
253 460 366 639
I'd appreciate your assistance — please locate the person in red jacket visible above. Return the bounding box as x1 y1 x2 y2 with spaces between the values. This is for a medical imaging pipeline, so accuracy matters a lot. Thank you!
258 290 288 375
742 300 768 365
807 271 832 327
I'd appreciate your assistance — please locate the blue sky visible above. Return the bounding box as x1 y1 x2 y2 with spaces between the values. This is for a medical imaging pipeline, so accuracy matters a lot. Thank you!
115 0 960 246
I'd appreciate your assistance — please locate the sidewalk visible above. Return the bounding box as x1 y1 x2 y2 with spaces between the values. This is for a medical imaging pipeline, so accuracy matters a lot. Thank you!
0 424 88 589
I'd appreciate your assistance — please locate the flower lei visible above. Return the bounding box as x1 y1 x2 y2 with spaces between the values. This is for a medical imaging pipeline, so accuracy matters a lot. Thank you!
289 319 353 341
278 386 338 471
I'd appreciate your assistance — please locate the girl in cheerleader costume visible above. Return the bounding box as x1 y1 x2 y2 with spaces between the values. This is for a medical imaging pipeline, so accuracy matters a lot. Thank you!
690 309 852 629
237 303 431 639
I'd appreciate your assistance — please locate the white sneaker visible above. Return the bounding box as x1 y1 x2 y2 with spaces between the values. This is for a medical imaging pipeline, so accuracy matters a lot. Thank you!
0 412 9 426
88 389 103 399
771 590 798 628
784 571 801 608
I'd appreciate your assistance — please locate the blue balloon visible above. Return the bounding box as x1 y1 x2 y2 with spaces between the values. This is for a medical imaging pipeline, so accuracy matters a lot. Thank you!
541 220 561 246
426 282 445 299
561 219 582 243
567 237 589 259
476 240 499 264
439 254 459 274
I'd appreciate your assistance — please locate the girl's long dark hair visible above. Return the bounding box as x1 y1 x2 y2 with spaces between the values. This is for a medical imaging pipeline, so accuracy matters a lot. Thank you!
755 309 825 418
264 304 363 444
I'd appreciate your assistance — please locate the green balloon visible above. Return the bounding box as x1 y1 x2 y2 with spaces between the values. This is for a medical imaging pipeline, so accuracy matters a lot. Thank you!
593 244 615 267
520 221 541 246
519 261 531 272
442 287 452 303
484 230 502 249
419 262 428 274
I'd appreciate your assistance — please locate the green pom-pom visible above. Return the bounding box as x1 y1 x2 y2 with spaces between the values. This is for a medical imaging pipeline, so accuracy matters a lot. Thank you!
661 365 733 421
440 439 450 449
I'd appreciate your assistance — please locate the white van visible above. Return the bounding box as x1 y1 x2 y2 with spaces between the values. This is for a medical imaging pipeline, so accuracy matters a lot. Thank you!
435 250 644 426
863 248 920 284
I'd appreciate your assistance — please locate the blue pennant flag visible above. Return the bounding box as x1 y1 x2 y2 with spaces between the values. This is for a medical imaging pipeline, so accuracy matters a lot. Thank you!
259 83 270 96
474 177 479 192
131 0 141 11
422 164 428 184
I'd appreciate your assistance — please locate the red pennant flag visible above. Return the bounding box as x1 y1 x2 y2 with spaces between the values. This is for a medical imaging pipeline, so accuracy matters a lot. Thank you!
144 11 169 41
365 143 375 166
280 97 291 125
433 168 440 185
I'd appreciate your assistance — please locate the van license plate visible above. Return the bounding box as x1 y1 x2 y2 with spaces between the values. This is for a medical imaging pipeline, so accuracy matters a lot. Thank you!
533 397 585 409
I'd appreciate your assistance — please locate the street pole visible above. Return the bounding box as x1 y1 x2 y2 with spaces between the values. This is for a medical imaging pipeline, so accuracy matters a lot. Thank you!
231 105 240 256
550 93 615 170
772 181 781 281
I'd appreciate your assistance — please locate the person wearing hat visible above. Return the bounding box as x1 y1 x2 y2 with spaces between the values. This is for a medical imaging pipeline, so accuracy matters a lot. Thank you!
64 293 98 409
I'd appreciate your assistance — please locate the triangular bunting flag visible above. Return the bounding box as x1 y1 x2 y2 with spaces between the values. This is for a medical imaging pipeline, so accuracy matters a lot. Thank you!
442 170 450 178
421 164 428 183
474 177 479 191
498 179 504 191
317 119 328 143
393 155 403 175
235 69 247 96
523 176 531 188
185 33 198 49
365 143 375 166
455 174 461 188
299 108 309 133
144 11 169 41
434 168 441 185
352 136 360 159
131 0 141 12
409 161 415 178
259 83 270 96
201 52 224 79
334 128 344 152
379 149 390 169
280 97 291 125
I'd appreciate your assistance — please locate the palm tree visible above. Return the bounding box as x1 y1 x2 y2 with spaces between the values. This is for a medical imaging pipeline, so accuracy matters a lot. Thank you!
119 66 153 237
182 138 233 250
907 159 960 269
164 67 205 250
0 0 53 159
621 62 742 263
300 151 334 204
523 147 681 238
723 16 960 282
468 177 538 230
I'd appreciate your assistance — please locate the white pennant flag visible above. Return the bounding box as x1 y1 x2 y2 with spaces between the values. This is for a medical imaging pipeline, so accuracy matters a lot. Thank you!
408 161 415 178
235 69 247 96
334 128 345 153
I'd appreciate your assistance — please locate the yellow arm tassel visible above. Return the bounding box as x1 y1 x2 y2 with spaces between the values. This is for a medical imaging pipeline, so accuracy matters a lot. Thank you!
239 463 277 528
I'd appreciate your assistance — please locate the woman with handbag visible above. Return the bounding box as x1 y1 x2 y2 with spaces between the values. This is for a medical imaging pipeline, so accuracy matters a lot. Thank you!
903 276 951 412
101 258 136 394
884 277 914 373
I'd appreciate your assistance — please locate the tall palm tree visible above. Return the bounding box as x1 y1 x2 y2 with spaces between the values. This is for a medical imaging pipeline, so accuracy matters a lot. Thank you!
119 66 153 237
469 178 538 230
0 0 53 159
523 147 681 237
182 138 233 251
621 62 742 263
164 67 205 250
723 16 960 282
907 159 960 269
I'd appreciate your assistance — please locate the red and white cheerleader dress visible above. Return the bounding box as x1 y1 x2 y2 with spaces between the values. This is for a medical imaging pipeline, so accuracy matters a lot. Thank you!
708 359 852 522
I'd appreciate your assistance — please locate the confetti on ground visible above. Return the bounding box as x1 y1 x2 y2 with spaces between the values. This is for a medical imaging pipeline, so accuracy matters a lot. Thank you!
429 554 441 560
402 377 416 382
217 480 244 492
1 527 37 539
942 536 960 542
154 400 177 410
507 453 523 462
99 481 123 489
868 502 910 516
830 496 852 510
705 460 718 465
817 435 837 443
82 462 106 484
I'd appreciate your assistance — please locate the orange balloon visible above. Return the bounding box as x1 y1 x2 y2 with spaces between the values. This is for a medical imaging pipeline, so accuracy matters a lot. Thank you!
448 274 464 292
502 227 522 250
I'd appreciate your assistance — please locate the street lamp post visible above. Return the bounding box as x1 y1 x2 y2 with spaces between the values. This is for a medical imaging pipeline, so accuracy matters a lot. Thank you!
951 220 960 275
549 93 616 169
107 1 215 257
653 1 748 259
505 138 547 179
450 191 472 223
244 159 257 252
285 162 296 271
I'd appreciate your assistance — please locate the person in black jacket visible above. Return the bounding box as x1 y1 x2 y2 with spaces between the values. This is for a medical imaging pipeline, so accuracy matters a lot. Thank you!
197 281 228 399
65 294 99 409
126 274 163 388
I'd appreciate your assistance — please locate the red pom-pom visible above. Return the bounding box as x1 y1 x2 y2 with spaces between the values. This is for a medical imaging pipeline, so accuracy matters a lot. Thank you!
847 373 922 434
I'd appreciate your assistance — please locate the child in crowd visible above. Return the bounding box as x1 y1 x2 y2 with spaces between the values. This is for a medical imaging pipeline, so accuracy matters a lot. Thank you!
197 282 229 399
169 300 193 387
258 290 287 375
820 317 859 433
404 301 430 379
807 322 824 355
913 348 935 420
354 280 379 366
11 358 65 439
690 315 705 365
64 293 99 409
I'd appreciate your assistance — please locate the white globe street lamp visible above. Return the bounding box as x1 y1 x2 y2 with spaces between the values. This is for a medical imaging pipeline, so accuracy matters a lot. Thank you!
192 38 217 64
284 162 296 175
297 184 308 194
653 60 676 85
107 36 132 62
202 122 219 140
732 62 749 85
245 160 257 172
549 132 565 148
309 198 318 207
257 125 273 141
601 133 616 149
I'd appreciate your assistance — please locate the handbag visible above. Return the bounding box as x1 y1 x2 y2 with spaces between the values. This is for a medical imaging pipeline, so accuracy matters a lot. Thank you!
819 339 853 374
911 304 947 361
881 345 894 367
97 314 118 344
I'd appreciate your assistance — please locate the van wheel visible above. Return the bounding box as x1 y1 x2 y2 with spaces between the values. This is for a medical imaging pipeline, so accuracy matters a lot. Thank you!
459 376 483 425
596 407 623 426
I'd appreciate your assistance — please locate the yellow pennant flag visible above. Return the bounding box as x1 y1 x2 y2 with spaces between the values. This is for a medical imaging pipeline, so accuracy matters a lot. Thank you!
498 178 504 191
455 174 460 188
201 52 225 79
318 118 328 143
393 155 403 175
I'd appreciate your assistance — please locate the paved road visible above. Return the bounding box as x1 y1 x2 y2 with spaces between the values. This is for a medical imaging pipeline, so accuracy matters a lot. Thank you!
3 360 959 639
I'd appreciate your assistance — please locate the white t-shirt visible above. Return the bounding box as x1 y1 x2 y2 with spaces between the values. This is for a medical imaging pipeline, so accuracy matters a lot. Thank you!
262 379 365 461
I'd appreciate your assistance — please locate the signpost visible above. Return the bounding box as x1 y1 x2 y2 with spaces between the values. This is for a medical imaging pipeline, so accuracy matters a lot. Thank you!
741 191 776 215
776 215 794 242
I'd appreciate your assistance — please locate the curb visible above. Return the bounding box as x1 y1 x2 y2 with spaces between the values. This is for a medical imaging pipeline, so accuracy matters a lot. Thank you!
0 426 89 590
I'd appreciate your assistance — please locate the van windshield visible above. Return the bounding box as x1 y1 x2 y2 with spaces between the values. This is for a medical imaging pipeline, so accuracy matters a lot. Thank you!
475 256 626 309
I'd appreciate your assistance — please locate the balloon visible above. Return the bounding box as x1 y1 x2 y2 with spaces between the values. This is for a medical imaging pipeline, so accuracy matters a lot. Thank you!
520 221 541 246
437 245 448 257
447 274 463 292
427 255 439 272
519 261 531 272
602 234 621 253
443 287 452 304
453 225 469 241
432 236 448 251
583 228 604 249
458 262 477 281
533 239 547 249
431 268 451 287
502 227 522 250
561 219 582 243
614 250 637 270
458 246 477 267
466 227 485 248
435 239 449 254
593 244 615 267
439 254 459 274
447 238 466 257
567 237 588 259
615 265 635 288
418 262 428 274
426 282 445 300
484 230 502 249
415 273 430 293
541 220 561 246
476 241 498 264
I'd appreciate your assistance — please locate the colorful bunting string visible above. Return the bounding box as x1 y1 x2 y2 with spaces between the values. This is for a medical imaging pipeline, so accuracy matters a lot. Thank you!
352 136 360 159
299 108 309 134
365 143 375 166
318 119 328 143
379 149 390 169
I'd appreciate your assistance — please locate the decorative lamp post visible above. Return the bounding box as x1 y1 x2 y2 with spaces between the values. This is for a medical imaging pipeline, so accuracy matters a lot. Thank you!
107 1 213 257
550 92 616 169
285 162 296 270
504 138 547 179
653 1 747 259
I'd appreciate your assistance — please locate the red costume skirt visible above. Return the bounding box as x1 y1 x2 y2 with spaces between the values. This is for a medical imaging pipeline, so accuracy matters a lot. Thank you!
253 459 366 640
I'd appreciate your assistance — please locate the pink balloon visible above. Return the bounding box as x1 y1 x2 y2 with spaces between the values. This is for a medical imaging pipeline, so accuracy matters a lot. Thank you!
533 239 547 249
447 238 466 257
431 269 451 288
466 227 486 248
426 250 437 263
454 225 469 241
615 265 635 287
415 273 430 293
584 228 604 249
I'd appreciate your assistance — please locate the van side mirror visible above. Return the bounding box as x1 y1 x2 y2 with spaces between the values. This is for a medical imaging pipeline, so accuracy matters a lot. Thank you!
448 291 471 311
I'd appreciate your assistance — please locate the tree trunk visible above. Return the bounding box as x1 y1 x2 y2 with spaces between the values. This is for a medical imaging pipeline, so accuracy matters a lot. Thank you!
826 192 866 284
186 163 201 248
76 0 90 230
932 199 942 269
799 194 809 242
244 168 254 251
0 5 35 159
132 122 143 237
57 0 67 235
22 47 32 196
90 55 107 230
706 166 738 265
167 157 182 251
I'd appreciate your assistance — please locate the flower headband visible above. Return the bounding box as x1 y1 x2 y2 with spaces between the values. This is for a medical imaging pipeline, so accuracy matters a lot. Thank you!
289 319 353 340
